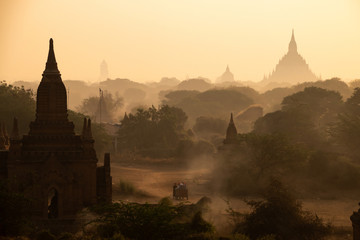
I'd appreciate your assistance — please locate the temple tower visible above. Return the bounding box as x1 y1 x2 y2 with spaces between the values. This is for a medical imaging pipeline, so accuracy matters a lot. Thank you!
5 39 112 220
99 60 109 82
262 30 317 85
288 29 297 53
224 113 238 144
216 65 235 83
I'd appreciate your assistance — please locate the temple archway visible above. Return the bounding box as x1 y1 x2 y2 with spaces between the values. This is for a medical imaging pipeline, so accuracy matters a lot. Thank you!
47 188 58 219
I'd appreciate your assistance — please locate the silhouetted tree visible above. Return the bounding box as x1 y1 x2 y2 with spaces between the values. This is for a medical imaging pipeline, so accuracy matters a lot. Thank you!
193 116 227 135
117 105 189 157
0 81 35 134
255 87 343 147
76 90 123 123
229 180 331 240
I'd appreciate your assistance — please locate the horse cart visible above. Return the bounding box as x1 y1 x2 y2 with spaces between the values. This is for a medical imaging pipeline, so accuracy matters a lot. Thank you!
173 182 188 200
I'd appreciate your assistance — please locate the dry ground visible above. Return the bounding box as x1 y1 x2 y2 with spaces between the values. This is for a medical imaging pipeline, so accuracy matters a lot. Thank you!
110 161 356 239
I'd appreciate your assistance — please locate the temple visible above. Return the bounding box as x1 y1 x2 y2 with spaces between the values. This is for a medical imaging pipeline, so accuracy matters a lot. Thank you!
223 113 238 144
0 39 112 219
262 30 318 85
216 65 235 83
99 60 109 81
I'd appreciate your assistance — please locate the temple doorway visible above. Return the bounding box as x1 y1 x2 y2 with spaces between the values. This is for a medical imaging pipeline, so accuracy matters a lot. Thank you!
48 188 58 219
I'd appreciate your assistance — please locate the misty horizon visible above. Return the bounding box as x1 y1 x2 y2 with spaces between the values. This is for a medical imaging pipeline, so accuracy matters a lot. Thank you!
1 1 360 83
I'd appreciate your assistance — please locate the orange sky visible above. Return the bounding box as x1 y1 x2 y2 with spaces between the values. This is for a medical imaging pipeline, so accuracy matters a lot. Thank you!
0 0 359 83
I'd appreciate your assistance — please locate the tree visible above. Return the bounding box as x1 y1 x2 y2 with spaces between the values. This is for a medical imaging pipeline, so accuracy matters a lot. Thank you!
68 110 112 155
0 81 36 135
163 88 254 124
331 88 360 157
76 90 123 123
193 116 227 135
117 105 189 157
243 133 307 180
230 180 331 240
90 198 214 240
255 87 343 147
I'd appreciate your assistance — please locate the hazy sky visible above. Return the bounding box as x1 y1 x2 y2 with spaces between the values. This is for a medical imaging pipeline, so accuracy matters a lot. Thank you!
1 0 359 83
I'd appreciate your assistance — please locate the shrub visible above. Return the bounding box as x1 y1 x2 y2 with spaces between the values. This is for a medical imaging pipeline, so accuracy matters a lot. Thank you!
90 199 214 240
229 179 331 240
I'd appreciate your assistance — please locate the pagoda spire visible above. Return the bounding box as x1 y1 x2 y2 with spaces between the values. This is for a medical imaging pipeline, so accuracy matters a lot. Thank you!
30 38 72 135
43 38 60 75
224 113 238 144
288 29 297 53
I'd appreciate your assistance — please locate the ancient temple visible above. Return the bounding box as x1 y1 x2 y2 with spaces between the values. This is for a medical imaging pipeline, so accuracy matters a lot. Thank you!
99 60 109 81
262 30 318 85
0 39 112 219
223 113 238 144
216 65 235 83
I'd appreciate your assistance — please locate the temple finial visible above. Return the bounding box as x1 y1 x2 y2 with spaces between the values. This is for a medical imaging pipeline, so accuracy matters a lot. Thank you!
43 38 60 75
288 29 297 53
230 113 234 123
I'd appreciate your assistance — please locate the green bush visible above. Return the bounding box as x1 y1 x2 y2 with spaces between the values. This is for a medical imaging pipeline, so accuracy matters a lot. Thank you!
90 199 214 240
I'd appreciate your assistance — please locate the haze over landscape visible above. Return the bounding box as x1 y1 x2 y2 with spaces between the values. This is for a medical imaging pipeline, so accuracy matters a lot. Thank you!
2 1 360 240
1 0 360 83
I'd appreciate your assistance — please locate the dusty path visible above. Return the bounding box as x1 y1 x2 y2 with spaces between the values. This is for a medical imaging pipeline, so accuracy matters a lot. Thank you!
110 162 358 228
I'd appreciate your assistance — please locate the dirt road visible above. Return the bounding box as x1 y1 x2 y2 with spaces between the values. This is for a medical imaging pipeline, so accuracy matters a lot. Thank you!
110 162 358 229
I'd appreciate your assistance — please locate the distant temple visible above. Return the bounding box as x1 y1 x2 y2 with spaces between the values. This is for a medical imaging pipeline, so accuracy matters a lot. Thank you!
223 113 238 144
216 65 235 83
0 39 112 219
99 60 109 81
262 30 318 85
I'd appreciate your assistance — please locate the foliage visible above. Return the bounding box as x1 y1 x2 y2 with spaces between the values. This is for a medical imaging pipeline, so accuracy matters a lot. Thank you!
68 110 113 155
163 88 254 124
243 133 308 179
255 87 343 147
117 105 189 158
293 78 351 99
193 116 228 135
331 88 360 158
214 133 308 196
281 87 343 118
230 180 331 240
0 180 31 236
0 81 111 154
76 90 123 123
0 81 35 135
89 198 214 240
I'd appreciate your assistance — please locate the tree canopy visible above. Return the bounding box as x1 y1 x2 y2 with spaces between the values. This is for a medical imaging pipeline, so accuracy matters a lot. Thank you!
117 105 189 158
